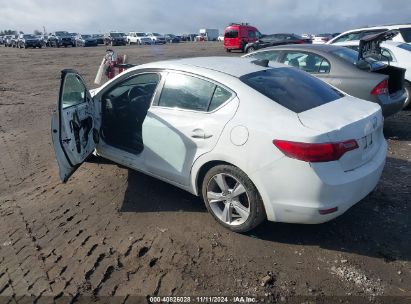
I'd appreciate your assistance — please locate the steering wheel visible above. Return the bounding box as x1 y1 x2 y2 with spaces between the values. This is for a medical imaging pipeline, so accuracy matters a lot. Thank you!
127 86 147 102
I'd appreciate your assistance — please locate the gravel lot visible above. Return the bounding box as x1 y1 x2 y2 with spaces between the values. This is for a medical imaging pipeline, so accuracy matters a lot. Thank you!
0 42 410 303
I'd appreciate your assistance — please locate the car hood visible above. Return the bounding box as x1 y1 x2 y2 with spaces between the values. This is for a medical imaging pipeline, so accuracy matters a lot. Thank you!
358 30 399 61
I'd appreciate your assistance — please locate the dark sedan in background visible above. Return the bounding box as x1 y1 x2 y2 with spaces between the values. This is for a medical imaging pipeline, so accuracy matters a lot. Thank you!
243 42 406 117
92 34 105 45
75 34 98 47
244 33 311 53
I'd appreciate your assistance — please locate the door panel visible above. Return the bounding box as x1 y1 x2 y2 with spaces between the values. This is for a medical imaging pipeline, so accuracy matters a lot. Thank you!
143 99 239 186
51 70 96 182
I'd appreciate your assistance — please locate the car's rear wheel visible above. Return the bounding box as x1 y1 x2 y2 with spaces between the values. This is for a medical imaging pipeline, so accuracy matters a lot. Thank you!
202 165 266 233
403 82 411 109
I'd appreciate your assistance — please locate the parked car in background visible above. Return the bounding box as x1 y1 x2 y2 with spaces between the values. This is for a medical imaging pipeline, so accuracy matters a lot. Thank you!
52 31 75 47
217 35 224 42
0 36 3 45
197 29 219 41
328 24 411 44
104 32 127 46
52 57 386 232
333 39 411 108
92 34 105 45
180 34 197 42
312 33 333 44
165 34 181 43
244 33 311 54
301 33 313 39
3 35 15 47
224 23 261 52
127 32 151 45
11 35 19 48
243 32 406 117
17 34 44 48
75 34 98 47
146 32 166 44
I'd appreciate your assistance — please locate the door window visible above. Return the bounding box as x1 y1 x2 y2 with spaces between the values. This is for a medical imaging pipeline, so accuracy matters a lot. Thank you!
61 74 87 109
281 52 330 73
248 31 256 39
101 73 161 153
158 73 232 112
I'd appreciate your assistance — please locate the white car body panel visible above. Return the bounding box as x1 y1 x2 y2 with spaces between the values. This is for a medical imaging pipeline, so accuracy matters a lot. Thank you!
53 57 387 225
328 24 411 45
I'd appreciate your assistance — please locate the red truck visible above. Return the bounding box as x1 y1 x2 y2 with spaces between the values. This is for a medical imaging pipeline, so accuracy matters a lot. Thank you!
224 23 261 53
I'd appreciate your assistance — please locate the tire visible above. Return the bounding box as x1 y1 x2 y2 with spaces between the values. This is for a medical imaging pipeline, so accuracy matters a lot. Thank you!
201 165 266 233
246 46 255 54
226 48 231 52
403 82 411 109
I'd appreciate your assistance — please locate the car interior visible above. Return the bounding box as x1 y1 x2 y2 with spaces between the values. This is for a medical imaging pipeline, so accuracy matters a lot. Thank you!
101 73 160 154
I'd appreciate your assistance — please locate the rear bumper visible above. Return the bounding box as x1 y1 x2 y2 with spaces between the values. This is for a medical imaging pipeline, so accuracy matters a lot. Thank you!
250 139 387 224
376 89 407 117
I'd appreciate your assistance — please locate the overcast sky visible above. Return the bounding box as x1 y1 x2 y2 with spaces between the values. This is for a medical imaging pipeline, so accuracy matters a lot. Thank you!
1 0 410 35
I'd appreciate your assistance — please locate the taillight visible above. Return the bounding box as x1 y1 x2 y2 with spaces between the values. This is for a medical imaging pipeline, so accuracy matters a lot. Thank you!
371 79 389 95
273 140 359 162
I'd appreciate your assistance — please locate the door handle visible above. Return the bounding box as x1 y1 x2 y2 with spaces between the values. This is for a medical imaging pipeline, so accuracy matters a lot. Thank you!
191 129 213 139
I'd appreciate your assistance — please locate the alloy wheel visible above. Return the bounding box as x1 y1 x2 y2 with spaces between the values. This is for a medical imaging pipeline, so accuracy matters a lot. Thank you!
206 173 250 226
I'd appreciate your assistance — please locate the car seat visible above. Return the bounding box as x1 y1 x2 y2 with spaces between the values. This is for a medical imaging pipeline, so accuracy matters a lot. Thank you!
305 55 317 72
289 58 300 68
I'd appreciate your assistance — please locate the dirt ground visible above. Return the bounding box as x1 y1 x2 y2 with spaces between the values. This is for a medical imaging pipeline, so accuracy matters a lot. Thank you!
0 43 410 303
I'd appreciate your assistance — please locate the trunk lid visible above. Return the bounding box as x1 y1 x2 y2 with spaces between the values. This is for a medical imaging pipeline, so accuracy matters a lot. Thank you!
298 96 384 171
358 30 399 61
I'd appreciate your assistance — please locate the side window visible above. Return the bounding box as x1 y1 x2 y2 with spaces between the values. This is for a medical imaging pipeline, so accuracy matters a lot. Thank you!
209 86 232 111
381 48 394 61
158 73 232 112
105 73 161 101
281 52 330 73
62 74 87 109
248 31 256 39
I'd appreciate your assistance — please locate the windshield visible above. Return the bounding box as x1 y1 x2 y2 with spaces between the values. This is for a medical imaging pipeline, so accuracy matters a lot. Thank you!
153 33 161 36
93 34 103 38
240 68 343 113
136 33 145 36
81 35 91 39
111 32 125 37
399 28 411 43
23 34 36 39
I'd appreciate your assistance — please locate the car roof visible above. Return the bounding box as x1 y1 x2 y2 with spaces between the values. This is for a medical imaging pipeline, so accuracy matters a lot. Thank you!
254 44 345 54
131 57 284 78
344 24 411 32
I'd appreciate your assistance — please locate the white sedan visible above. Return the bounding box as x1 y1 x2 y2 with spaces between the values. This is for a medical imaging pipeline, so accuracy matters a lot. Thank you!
332 40 411 108
52 57 387 232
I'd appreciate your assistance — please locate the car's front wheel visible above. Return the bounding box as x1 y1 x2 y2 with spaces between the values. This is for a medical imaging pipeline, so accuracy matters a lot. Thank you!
201 165 266 233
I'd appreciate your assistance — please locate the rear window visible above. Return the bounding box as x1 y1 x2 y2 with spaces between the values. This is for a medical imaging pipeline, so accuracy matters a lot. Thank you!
225 30 238 38
399 28 411 42
240 68 343 113
331 48 359 65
